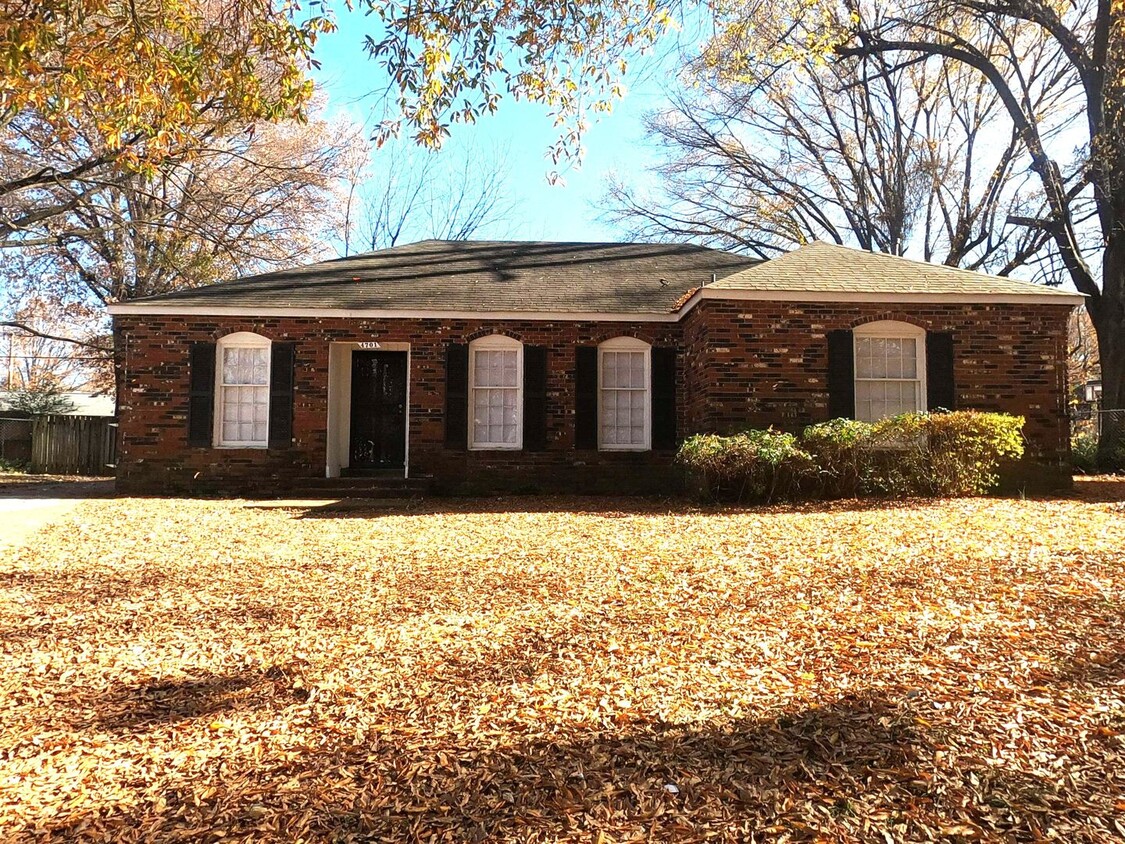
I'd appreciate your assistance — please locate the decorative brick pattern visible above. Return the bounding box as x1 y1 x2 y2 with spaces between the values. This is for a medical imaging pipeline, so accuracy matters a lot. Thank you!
113 301 1073 494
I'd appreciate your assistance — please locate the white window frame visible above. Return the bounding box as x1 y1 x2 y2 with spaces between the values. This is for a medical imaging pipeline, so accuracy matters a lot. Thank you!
598 336 651 452
852 321 927 422
468 334 524 450
214 331 271 448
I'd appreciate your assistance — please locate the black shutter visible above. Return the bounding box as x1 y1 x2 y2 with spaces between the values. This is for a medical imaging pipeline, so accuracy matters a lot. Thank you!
523 345 548 451
826 329 855 419
651 347 677 450
268 342 296 449
445 344 469 450
574 346 598 450
187 343 216 447
926 331 956 411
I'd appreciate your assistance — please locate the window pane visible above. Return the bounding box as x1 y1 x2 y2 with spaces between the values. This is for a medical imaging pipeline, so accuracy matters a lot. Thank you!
900 339 917 378
223 347 268 386
472 385 518 445
629 353 645 388
473 349 517 389
602 352 618 389
600 386 647 445
221 384 268 443
855 379 917 422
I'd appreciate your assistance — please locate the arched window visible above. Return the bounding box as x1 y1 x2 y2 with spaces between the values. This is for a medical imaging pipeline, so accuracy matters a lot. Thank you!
215 332 271 447
599 336 651 450
853 321 926 422
469 334 523 449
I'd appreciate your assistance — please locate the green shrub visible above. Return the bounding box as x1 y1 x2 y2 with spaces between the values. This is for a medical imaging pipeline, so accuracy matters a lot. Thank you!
1071 431 1125 474
801 418 874 498
679 411 1025 503
860 411 1024 496
923 411 1024 495
677 429 813 502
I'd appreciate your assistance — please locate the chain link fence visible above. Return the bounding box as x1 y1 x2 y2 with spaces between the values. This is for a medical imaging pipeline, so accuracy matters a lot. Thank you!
1098 409 1125 469
0 416 33 466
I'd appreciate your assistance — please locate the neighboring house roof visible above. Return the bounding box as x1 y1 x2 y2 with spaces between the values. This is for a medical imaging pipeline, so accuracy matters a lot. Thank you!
110 240 756 315
107 239 1084 319
710 242 1082 299
0 392 115 416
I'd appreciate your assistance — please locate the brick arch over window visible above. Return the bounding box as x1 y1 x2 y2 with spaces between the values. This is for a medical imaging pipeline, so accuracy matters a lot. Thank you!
466 327 525 343
849 312 930 331
590 329 656 346
212 325 278 342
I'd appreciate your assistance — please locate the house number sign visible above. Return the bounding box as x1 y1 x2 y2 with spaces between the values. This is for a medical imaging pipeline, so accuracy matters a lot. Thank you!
357 341 381 349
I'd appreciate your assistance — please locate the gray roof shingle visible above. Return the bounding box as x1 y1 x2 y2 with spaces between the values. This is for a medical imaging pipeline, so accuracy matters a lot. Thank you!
119 240 756 314
713 241 1080 298
110 239 1082 316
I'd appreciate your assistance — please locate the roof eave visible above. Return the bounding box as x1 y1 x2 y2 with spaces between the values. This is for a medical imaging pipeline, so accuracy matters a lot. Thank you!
105 304 684 321
672 286 1085 316
108 285 1084 322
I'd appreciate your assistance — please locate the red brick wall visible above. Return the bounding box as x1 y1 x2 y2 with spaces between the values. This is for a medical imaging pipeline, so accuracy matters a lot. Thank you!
113 301 1073 494
681 300 1072 459
113 317 684 494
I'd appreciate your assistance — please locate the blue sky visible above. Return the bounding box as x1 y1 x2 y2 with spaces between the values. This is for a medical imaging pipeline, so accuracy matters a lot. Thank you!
310 5 678 243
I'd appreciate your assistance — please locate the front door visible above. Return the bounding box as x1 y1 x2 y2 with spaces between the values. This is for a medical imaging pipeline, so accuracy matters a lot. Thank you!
349 351 407 472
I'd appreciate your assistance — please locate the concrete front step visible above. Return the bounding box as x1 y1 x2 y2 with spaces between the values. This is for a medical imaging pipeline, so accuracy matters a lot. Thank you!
302 475 429 487
291 475 430 500
313 497 416 510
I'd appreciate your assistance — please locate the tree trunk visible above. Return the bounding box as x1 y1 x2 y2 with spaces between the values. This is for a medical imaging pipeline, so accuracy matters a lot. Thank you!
1090 234 1125 467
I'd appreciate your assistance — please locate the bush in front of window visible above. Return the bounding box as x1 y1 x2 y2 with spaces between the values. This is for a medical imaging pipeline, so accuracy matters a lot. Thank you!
679 411 1025 502
676 429 813 503
801 417 873 498
911 411 1024 496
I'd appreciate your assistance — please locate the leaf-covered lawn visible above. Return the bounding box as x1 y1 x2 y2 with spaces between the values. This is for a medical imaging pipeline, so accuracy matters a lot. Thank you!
2 482 1124 842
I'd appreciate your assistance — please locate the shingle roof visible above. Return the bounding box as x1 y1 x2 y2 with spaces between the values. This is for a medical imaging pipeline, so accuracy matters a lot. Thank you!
712 241 1080 298
109 239 1082 317
118 240 757 314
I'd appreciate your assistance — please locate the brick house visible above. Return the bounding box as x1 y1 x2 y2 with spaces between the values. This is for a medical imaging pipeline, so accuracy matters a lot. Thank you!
107 240 1082 494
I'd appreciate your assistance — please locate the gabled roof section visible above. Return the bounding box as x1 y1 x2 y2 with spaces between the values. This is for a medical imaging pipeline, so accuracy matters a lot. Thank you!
110 240 757 316
707 241 1082 300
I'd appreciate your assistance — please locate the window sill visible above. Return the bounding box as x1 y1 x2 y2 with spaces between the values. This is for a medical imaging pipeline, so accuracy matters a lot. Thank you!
468 445 523 452
599 446 652 453
213 444 269 450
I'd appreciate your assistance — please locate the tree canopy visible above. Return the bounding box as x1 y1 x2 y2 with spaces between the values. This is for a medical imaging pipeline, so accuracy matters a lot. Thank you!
1 0 328 160
605 48 1059 273
0 0 333 244
361 0 1122 411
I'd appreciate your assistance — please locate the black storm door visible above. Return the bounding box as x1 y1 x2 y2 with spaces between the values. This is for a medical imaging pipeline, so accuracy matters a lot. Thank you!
350 351 407 471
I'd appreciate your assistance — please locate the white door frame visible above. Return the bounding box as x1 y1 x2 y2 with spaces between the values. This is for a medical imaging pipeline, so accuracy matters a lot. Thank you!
326 341 411 478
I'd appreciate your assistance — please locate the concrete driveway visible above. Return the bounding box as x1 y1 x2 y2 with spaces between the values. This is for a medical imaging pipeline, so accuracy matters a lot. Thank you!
0 476 114 551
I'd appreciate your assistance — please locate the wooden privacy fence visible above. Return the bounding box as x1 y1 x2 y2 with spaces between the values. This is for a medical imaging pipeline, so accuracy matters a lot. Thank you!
29 415 117 476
